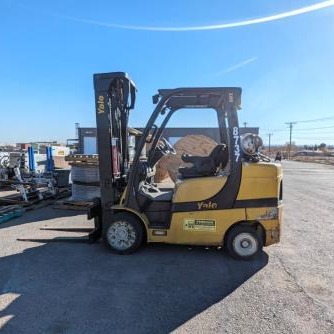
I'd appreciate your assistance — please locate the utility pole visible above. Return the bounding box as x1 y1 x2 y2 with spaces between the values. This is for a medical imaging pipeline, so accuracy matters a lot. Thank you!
267 133 273 152
285 122 297 159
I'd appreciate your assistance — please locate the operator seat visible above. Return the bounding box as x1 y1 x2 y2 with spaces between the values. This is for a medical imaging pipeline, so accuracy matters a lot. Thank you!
178 143 228 178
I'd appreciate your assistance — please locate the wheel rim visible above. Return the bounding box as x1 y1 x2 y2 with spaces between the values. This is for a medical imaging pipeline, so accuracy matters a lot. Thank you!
107 221 137 250
233 232 258 257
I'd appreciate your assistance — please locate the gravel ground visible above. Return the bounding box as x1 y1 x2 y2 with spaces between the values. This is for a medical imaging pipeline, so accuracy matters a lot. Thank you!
0 160 334 333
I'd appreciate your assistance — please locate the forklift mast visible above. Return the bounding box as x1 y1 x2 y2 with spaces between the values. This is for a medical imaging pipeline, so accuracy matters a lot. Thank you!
93 72 136 211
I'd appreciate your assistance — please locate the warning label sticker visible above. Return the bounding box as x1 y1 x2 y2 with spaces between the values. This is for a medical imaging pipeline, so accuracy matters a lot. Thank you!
183 219 216 232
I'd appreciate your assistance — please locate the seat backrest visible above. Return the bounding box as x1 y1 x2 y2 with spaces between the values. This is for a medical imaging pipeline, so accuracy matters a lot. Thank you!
210 143 228 169
179 143 229 178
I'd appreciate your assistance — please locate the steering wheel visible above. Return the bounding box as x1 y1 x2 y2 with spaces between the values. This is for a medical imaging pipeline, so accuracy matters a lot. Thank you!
160 138 176 155
149 137 176 167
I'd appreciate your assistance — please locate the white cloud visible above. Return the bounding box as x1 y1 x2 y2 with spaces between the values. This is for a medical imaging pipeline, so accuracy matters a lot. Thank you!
216 57 258 75
60 1 334 32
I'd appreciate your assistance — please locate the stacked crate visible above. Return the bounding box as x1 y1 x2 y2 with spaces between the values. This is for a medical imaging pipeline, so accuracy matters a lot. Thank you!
65 155 100 201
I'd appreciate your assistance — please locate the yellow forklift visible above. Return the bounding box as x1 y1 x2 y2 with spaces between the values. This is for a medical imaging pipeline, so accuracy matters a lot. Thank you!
87 72 283 260
21 72 282 260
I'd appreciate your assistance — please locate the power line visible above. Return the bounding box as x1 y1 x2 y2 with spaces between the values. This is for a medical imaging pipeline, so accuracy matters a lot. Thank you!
261 124 334 133
292 116 334 123
261 117 334 146
294 137 334 140
293 125 334 131
293 131 334 136
261 121 334 133
260 128 288 132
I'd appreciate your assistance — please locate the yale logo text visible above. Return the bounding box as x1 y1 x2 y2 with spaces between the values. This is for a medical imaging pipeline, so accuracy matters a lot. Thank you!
197 201 217 210
97 95 105 114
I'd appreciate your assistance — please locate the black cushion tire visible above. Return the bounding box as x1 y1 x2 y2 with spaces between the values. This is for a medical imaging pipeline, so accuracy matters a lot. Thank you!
225 225 263 260
103 212 144 255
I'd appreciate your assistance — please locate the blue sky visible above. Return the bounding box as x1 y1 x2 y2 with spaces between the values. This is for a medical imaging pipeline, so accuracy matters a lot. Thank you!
1 0 334 146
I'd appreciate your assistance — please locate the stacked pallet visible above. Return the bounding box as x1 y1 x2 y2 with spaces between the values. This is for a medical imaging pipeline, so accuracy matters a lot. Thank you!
65 155 100 201
53 200 94 211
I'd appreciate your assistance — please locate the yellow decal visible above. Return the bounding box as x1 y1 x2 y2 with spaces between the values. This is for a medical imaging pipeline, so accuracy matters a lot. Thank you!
197 201 217 210
97 95 105 114
183 219 216 232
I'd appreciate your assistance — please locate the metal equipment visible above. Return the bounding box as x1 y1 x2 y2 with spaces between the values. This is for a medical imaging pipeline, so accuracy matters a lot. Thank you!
1 147 69 205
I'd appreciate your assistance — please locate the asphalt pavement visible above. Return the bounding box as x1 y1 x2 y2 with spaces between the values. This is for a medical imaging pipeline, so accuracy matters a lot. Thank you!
0 160 334 333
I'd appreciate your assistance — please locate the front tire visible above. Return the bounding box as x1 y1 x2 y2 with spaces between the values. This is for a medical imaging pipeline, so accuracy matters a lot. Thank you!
103 213 144 254
225 225 263 260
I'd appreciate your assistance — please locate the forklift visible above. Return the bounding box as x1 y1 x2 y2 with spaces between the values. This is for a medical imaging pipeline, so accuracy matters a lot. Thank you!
20 72 282 260
85 72 283 260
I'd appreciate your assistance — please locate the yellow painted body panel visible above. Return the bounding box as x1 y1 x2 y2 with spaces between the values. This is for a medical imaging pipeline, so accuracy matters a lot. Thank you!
237 162 282 200
150 209 246 245
116 162 282 248
173 175 227 202
115 205 282 247
246 205 282 246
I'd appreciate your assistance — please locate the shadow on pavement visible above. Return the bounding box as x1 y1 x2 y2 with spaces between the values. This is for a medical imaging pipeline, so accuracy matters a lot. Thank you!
0 240 268 333
0 206 86 230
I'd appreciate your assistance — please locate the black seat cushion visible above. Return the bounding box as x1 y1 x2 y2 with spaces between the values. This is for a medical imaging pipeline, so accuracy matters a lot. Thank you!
179 144 228 178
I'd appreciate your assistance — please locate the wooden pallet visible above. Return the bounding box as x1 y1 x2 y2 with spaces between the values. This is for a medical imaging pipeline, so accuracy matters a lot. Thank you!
53 200 94 211
65 155 99 164
0 188 71 207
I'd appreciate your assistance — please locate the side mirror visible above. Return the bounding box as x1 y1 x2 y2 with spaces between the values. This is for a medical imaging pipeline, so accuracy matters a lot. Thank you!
152 94 159 104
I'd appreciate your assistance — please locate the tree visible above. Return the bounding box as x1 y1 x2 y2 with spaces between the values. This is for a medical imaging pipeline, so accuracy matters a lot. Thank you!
319 143 327 152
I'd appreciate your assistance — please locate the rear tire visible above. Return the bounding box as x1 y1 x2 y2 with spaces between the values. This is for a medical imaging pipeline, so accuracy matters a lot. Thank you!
103 212 144 254
225 225 263 260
